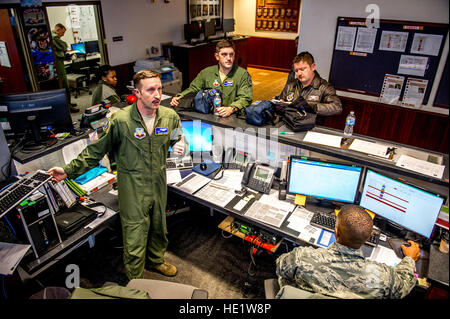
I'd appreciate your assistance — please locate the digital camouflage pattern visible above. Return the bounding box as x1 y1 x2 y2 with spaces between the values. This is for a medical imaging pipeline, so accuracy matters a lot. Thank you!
276 242 417 299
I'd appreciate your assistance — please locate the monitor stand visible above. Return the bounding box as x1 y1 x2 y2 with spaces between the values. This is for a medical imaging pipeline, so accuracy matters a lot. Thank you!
311 198 341 211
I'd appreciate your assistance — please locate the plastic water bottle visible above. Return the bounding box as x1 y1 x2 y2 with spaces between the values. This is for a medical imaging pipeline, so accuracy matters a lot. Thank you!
213 92 221 115
344 111 356 136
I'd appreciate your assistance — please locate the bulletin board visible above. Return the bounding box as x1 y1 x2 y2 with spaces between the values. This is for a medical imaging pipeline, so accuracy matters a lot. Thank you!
328 17 448 105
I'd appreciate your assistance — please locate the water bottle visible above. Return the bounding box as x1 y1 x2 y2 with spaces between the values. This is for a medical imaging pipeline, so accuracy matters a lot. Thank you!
213 92 221 115
344 111 356 136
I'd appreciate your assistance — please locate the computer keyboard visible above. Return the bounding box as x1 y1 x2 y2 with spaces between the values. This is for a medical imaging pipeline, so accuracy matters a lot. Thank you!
166 156 194 170
0 170 52 217
310 212 380 247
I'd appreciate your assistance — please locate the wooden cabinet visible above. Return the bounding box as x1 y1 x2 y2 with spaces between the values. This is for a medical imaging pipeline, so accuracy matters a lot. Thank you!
171 36 249 90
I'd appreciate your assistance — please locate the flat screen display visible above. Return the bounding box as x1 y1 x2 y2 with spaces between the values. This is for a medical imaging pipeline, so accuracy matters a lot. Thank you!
71 42 86 54
181 120 212 152
287 156 362 203
359 169 445 238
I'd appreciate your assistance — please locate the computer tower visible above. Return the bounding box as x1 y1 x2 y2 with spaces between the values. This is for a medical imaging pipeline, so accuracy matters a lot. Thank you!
10 192 62 258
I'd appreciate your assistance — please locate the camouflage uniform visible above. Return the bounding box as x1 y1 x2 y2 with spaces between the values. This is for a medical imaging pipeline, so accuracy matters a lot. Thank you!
276 242 417 299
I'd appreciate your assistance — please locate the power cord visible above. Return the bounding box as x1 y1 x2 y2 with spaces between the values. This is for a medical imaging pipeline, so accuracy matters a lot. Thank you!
1 275 7 300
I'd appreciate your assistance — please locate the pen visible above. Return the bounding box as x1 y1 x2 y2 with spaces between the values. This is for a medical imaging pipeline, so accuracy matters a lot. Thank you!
280 132 295 135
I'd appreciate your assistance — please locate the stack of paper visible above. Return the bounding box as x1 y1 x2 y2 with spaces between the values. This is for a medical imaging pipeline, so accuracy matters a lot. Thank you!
303 131 342 148
396 154 445 179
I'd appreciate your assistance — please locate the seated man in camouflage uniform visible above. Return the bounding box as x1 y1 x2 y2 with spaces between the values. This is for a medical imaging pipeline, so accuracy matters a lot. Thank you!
276 204 420 299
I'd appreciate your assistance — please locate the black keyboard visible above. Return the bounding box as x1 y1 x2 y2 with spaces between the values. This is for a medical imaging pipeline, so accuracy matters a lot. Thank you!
0 170 52 217
310 212 380 247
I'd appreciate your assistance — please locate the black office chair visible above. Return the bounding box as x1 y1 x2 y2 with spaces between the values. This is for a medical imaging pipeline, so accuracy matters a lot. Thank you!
67 53 92 98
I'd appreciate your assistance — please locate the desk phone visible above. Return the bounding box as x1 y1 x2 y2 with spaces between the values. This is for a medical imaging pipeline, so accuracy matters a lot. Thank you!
224 148 249 171
242 163 275 194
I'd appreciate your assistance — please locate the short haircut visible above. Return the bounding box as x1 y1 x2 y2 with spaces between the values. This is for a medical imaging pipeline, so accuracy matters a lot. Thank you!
216 39 235 53
98 65 114 79
293 51 314 66
133 69 160 89
336 205 373 248
55 23 66 31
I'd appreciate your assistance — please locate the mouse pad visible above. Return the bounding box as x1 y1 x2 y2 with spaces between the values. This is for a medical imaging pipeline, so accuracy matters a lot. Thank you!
387 237 429 260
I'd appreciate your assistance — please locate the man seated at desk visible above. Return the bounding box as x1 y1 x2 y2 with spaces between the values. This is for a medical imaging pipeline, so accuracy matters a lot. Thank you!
92 65 121 105
277 51 342 123
276 205 419 299
170 39 253 117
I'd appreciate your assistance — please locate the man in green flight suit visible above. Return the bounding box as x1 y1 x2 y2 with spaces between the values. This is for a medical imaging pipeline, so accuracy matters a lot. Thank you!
51 23 79 112
170 39 253 117
48 70 185 279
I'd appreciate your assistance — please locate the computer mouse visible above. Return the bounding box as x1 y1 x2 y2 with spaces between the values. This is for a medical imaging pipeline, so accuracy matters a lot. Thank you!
200 163 207 171
402 242 412 247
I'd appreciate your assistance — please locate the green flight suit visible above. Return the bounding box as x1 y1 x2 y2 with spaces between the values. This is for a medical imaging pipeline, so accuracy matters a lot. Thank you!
92 80 121 105
177 64 253 111
51 31 69 94
63 103 182 279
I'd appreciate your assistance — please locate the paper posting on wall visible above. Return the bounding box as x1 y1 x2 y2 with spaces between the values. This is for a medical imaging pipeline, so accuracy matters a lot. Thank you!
379 74 404 105
379 31 408 52
410 33 443 56
0 42 12 68
335 26 357 51
401 78 428 108
354 27 377 54
397 55 428 77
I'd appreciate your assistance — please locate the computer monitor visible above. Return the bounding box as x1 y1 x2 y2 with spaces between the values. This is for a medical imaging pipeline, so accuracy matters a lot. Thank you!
84 40 99 54
181 120 213 152
1 89 74 147
184 22 201 44
359 169 446 238
204 20 216 41
222 18 235 35
71 42 86 54
287 156 363 205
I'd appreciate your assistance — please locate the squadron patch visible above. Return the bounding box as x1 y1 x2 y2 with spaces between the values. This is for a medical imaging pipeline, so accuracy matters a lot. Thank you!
155 127 168 135
134 127 146 139
287 92 295 102
213 79 220 87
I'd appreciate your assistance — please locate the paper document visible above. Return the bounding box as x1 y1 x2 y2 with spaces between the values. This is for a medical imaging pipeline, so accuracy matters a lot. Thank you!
244 201 290 228
161 94 172 101
335 26 356 51
286 205 315 233
175 172 211 194
368 245 402 267
258 189 296 214
316 229 336 248
398 55 428 77
303 131 342 148
379 74 404 105
349 139 391 159
396 154 445 179
354 27 377 53
401 78 428 108
166 169 182 185
0 242 31 275
411 33 443 56
379 31 408 52
209 170 244 191
194 183 236 207
62 138 89 164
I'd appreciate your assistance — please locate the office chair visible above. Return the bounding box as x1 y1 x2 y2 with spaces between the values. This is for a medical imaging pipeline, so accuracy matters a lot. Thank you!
66 53 92 98
264 279 334 299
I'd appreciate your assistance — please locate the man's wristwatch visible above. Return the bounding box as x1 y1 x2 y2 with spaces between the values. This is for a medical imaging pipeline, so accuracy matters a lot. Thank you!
232 106 239 114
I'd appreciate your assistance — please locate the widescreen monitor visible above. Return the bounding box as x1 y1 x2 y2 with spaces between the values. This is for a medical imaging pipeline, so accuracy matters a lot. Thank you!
1 89 73 141
71 42 86 54
181 120 212 152
84 40 99 54
287 156 363 204
222 18 235 33
359 169 446 238
204 20 216 40
184 22 201 43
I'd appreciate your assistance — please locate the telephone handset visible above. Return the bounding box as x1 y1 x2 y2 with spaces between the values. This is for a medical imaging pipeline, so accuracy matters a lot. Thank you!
242 163 275 194
224 148 249 171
